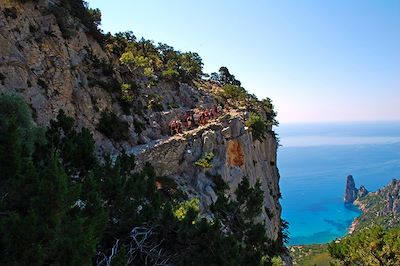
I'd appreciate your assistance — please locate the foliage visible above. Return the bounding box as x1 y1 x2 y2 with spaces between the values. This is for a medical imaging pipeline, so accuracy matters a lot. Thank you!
351 181 400 233
211 66 241 86
290 244 333 266
210 176 279 265
50 0 103 41
194 152 215 168
174 198 200 221
162 67 180 81
0 96 286 265
97 111 129 141
146 94 164 111
106 35 203 84
328 226 400 266
0 96 106 265
180 52 204 80
219 84 248 103
133 119 144 134
120 82 135 104
246 112 268 142
271 256 284 266
261 97 279 126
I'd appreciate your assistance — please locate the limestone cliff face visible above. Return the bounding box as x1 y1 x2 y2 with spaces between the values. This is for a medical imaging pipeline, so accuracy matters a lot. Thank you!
0 0 208 154
135 115 282 240
0 0 283 243
0 0 114 151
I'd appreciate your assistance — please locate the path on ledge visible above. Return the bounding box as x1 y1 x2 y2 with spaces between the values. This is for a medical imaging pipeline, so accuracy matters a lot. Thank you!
128 110 240 157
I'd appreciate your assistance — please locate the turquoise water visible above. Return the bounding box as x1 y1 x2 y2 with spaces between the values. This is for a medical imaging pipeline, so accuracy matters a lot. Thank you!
277 122 400 245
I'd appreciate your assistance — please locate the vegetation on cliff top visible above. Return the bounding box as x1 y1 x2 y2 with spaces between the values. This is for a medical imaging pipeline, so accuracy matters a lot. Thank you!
352 180 400 233
0 94 287 265
47 0 279 142
1 0 284 263
328 226 400 265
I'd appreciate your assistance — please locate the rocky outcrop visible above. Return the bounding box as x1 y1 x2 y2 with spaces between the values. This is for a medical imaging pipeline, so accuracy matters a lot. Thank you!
350 179 400 233
344 175 369 204
344 175 358 204
0 0 211 155
357 185 368 198
135 115 282 240
0 0 285 251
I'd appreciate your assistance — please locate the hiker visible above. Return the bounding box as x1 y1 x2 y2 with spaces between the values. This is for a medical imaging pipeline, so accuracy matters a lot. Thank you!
176 120 182 134
169 120 176 135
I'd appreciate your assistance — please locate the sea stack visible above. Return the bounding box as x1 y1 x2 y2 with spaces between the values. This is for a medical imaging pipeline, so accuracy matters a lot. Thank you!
344 175 358 204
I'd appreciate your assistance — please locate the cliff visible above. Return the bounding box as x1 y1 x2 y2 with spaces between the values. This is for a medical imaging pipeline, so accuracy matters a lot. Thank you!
0 0 288 262
352 179 400 232
135 115 282 239
344 175 358 204
344 175 369 204
345 175 400 233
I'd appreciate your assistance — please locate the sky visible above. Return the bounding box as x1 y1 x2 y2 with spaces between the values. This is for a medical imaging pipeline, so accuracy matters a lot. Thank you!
87 0 400 123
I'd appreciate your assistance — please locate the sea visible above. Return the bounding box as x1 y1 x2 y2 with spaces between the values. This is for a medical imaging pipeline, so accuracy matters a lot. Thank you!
276 121 400 245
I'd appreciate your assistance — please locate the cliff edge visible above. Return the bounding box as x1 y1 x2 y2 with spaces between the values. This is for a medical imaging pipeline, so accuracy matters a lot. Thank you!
0 0 290 264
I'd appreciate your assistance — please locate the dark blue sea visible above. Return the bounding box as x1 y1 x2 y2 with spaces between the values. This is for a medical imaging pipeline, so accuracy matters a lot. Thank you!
277 121 400 245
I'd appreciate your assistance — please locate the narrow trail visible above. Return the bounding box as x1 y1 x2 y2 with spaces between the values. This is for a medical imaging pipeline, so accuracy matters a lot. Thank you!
128 110 241 157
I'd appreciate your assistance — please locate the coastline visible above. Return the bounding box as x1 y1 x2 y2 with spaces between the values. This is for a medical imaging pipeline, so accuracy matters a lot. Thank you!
348 218 359 234
347 200 365 234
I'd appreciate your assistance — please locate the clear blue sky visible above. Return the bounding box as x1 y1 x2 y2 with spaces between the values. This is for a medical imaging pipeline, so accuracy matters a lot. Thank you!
87 0 400 123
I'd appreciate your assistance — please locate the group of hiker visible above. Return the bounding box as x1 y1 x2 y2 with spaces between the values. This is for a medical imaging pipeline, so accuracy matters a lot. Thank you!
169 105 223 135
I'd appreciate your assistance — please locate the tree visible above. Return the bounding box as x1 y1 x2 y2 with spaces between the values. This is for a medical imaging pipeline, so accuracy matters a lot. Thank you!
180 52 203 80
261 98 278 126
328 226 400 266
0 96 106 265
218 66 241 86
245 112 268 142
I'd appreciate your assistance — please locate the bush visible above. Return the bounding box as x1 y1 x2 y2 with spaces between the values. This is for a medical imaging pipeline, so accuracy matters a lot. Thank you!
195 152 214 168
261 97 279 126
133 120 144 134
245 112 268 142
120 82 135 104
220 84 247 102
97 111 129 141
174 198 200 221
146 94 163 112
50 0 103 41
0 96 287 265
328 226 400 265
162 68 180 81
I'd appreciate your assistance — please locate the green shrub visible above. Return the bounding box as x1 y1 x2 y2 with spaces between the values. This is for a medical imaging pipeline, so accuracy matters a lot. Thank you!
146 94 163 112
328 226 400 265
195 152 214 168
162 68 180 81
174 198 200 221
97 111 129 141
133 119 144 134
206 172 229 191
0 96 287 265
120 82 134 104
219 84 247 102
88 77 119 92
245 112 268 142
50 0 103 41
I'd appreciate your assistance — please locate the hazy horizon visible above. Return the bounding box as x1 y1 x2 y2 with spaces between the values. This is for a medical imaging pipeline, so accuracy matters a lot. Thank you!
87 0 400 123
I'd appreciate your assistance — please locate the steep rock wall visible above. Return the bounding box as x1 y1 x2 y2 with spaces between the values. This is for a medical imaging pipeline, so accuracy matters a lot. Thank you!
0 0 283 243
136 115 282 240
